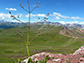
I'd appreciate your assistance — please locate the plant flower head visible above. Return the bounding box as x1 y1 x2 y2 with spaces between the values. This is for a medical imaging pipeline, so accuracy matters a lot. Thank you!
11 15 14 17
19 3 23 8
17 15 19 18
47 13 49 16
38 17 40 19
9 11 11 14
38 2 40 5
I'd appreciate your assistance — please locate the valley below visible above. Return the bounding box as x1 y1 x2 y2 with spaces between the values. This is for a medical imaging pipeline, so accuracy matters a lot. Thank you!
0 24 84 63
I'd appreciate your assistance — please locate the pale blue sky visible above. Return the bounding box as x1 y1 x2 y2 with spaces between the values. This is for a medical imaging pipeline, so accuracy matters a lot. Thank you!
0 0 84 24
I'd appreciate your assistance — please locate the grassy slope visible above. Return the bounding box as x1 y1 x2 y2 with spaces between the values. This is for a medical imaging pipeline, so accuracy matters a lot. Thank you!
0 25 84 63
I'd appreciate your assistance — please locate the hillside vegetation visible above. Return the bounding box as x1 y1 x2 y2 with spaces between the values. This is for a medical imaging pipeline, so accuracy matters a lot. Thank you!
0 25 84 63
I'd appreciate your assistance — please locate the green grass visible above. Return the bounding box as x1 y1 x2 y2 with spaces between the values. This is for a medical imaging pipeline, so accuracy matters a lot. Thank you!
0 25 84 63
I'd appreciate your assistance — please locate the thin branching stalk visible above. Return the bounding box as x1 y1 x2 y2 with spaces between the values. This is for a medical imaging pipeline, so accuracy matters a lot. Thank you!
26 0 31 58
9 0 40 60
30 33 40 43
26 0 40 58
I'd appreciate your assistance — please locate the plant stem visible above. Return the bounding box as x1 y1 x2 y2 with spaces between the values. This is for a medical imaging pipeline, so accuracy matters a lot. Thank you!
28 12 30 45
26 12 30 58
26 0 30 58
26 43 30 57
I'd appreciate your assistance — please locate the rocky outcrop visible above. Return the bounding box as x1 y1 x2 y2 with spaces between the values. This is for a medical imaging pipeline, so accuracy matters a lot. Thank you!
73 46 84 55
23 52 63 63
23 46 84 63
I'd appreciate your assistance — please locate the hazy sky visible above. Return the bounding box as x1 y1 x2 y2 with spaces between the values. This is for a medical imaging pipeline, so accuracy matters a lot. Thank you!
0 0 84 24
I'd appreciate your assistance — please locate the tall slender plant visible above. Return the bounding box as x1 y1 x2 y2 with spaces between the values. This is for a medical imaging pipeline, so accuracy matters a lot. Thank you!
9 1 50 63
9 0 40 58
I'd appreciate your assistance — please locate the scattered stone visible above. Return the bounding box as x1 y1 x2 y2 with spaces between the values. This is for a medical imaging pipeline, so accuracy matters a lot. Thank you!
80 57 84 61
34 58 39 62
23 59 28 63
53 59 61 62
58 54 63 56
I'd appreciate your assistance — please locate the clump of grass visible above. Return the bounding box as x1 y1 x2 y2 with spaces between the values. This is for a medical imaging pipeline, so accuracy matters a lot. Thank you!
66 59 70 63
79 53 82 55
82 55 84 58
39 55 50 63
13 55 50 63
13 59 22 63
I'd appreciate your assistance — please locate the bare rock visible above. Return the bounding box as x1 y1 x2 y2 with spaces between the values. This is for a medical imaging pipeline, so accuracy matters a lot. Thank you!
73 46 84 55
53 59 61 62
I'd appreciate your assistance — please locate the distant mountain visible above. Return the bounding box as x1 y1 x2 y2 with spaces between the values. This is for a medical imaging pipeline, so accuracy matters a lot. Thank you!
64 23 84 29
35 21 62 26
35 22 84 29
0 20 7 23
0 21 84 29
0 22 25 29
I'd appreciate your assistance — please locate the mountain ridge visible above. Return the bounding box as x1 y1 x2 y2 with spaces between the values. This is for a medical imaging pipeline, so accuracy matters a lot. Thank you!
0 21 84 29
